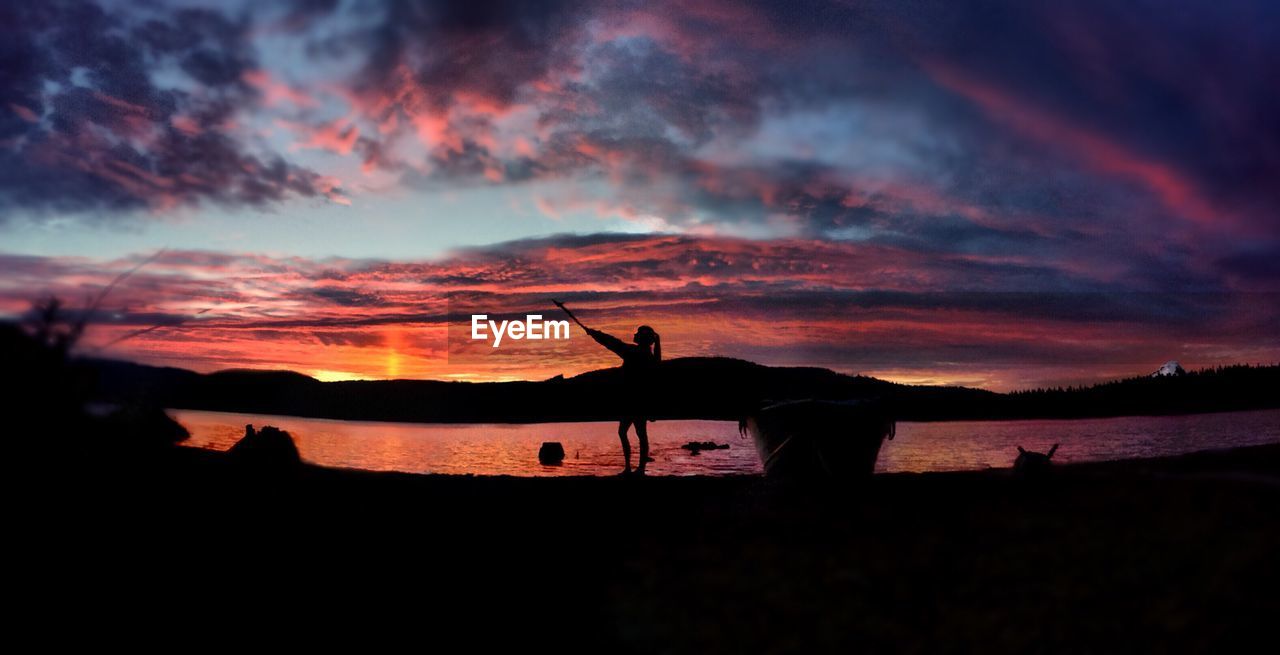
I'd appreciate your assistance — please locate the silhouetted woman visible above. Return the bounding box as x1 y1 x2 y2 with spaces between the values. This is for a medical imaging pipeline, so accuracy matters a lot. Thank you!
554 301 661 475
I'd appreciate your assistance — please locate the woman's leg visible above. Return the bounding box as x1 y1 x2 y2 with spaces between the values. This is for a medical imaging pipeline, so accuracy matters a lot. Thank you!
634 419 649 475
617 419 633 473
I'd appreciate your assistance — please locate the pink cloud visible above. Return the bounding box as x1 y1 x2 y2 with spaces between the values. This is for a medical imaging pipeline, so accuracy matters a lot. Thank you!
9 103 39 123
170 114 202 136
243 70 320 109
926 61 1236 231
281 117 361 156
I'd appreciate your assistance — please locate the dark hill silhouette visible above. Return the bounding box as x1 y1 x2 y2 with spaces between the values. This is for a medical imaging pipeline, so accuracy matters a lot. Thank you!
82 355 1280 424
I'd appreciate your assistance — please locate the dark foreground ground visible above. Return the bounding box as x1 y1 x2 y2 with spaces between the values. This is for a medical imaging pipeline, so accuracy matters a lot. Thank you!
19 443 1280 652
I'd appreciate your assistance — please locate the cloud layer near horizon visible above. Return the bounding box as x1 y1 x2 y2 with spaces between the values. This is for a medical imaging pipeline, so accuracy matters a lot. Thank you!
3 235 1276 390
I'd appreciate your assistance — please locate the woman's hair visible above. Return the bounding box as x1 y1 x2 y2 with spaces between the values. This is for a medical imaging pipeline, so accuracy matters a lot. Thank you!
637 325 661 362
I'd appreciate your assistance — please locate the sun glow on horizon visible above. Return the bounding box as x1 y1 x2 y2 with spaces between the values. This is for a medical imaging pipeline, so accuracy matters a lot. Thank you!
385 328 406 379
310 369 377 382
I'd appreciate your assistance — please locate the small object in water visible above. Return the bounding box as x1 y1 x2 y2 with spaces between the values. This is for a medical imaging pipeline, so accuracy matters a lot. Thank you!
680 441 730 454
1014 443 1059 477
228 424 301 468
538 441 566 465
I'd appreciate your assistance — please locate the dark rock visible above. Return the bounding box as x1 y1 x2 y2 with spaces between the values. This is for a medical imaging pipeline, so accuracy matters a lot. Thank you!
228 424 301 468
681 440 730 454
538 441 566 465
98 404 190 450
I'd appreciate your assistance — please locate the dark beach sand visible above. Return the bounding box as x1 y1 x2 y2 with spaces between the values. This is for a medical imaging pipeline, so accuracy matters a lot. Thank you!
25 443 1280 652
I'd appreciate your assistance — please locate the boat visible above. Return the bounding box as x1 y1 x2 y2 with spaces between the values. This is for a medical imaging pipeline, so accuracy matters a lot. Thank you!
740 399 895 479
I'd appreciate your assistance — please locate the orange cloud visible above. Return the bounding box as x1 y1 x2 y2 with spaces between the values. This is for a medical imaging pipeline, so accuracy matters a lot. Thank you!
3 237 1273 392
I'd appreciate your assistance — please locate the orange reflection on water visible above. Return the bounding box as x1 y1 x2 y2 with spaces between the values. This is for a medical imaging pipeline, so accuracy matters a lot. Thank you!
172 408 1280 477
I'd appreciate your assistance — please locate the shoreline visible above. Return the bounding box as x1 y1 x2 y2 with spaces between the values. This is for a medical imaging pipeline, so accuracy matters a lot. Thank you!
168 439 1280 482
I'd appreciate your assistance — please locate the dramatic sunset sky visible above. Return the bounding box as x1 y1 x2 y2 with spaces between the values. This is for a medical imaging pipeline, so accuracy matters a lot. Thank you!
2 0 1277 390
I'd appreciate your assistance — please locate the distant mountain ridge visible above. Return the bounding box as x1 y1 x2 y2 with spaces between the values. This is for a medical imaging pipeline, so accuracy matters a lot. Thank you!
84 356 1280 423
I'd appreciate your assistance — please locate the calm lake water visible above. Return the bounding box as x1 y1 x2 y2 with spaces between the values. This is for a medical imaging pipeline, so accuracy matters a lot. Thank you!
171 407 1280 477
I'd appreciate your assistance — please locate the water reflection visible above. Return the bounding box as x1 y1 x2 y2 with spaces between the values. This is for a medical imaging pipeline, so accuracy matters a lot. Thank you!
173 412 760 477
171 408 1280 477
880 409 1280 473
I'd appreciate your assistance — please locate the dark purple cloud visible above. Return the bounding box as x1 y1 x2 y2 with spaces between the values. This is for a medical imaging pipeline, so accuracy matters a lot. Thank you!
0 0 346 217
3 0 1278 296
297 0 1279 285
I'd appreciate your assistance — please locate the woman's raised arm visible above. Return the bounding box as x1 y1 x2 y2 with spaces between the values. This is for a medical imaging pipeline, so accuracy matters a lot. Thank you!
554 299 628 358
585 326 629 358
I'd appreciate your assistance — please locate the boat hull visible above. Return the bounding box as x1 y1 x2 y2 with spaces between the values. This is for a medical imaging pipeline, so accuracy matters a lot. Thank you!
743 399 895 479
